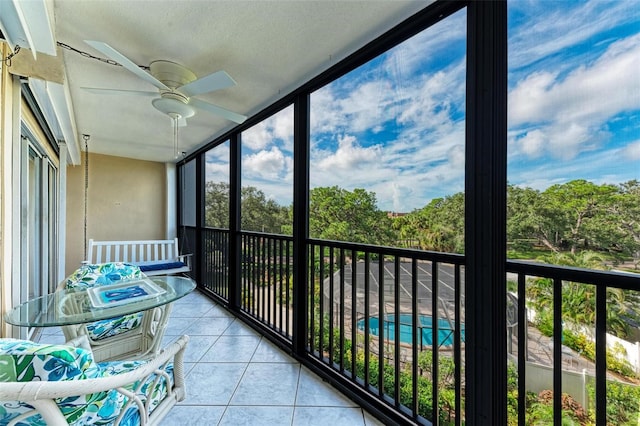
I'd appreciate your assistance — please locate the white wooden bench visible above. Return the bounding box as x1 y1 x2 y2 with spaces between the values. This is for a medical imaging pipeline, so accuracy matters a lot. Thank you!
85 238 192 276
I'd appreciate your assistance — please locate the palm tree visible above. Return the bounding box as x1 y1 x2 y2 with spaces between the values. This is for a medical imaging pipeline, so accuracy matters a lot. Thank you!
532 250 632 338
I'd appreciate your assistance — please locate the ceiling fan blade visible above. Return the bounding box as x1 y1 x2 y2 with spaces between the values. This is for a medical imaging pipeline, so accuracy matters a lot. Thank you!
190 98 247 124
81 87 158 97
178 70 236 97
84 40 169 91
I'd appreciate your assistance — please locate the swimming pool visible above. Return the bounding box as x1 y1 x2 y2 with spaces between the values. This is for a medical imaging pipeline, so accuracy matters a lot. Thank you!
356 314 465 347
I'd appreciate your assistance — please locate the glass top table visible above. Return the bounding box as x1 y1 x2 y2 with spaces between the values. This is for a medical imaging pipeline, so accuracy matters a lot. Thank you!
4 275 196 327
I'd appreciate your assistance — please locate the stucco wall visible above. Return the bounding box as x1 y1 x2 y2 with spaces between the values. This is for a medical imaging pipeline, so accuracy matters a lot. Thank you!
66 153 167 275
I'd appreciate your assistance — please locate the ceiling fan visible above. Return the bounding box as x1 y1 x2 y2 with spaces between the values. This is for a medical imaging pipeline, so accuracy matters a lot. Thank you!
81 40 247 125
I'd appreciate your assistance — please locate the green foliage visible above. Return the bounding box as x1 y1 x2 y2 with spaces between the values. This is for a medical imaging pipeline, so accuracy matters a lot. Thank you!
204 181 290 233
527 254 633 339
507 180 640 258
533 318 635 379
394 193 465 253
309 186 395 245
587 380 640 425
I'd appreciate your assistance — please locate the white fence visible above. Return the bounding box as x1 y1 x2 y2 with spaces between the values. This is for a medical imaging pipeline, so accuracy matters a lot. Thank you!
526 305 640 374
511 357 639 411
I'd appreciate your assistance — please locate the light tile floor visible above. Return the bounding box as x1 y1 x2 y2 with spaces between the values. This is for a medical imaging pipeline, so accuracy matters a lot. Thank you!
38 290 384 426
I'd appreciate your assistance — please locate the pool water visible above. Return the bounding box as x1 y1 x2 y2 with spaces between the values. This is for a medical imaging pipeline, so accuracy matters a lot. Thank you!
357 314 465 347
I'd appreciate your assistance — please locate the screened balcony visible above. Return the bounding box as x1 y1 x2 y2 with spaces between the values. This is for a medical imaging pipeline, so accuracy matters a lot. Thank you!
5 0 639 425
169 2 640 424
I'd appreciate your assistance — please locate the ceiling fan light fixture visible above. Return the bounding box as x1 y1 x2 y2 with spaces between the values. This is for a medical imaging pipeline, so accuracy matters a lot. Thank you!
151 97 195 119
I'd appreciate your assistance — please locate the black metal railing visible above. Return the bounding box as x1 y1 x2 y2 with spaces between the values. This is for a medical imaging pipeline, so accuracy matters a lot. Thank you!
306 239 466 425
506 261 640 426
200 227 229 299
240 232 294 340
197 228 640 425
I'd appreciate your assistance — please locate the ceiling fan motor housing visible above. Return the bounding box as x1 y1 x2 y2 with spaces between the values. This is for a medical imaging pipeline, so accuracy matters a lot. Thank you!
148 61 198 119
149 60 197 88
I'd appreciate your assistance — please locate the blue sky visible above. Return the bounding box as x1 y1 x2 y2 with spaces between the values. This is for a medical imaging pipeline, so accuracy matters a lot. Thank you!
207 1 639 212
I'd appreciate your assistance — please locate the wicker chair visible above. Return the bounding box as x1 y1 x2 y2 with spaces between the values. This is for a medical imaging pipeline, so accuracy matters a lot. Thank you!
57 263 173 362
0 335 189 425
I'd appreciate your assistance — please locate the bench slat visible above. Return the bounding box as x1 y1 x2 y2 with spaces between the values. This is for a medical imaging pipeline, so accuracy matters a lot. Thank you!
86 238 191 276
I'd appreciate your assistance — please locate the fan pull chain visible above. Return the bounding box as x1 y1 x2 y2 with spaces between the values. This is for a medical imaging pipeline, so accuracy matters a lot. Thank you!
173 115 180 159
82 134 90 259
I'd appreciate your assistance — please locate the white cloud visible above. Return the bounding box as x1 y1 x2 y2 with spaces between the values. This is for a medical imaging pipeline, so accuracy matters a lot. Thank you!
509 0 636 70
382 9 467 77
242 106 293 152
509 33 640 160
315 134 381 171
243 146 290 179
205 161 229 183
621 140 640 160
519 129 546 158
242 121 272 151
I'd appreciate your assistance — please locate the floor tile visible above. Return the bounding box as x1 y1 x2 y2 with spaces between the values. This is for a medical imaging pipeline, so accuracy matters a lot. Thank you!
218 406 294 426
230 362 300 406
295 367 358 407
364 411 386 426
292 407 366 426
39 327 64 336
164 317 197 336
37 333 67 345
251 338 296 363
181 362 247 405
184 317 235 335
169 302 217 318
182 335 220 363
160 405 226 425
223 319 260 336
33 288 384 425
200 335 261 362
201 304 235 318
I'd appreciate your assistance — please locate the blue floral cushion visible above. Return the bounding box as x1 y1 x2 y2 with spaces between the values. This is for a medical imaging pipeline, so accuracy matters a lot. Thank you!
65 263 145 341
65 262 144 289
0 339 125 425
100 359 175 423
0 339 175 425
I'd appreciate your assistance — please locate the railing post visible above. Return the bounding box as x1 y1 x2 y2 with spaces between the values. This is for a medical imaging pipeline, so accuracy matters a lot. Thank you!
465 1 508 424
229 132 242 309
195 155 204 285
292 93 310 355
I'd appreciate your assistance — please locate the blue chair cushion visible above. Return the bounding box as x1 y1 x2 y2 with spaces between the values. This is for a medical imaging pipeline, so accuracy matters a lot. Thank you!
138 261 187 272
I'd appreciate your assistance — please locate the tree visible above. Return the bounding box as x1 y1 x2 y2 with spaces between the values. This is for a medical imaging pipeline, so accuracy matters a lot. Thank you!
615 180 640 266
240 186 290 234
541 179 618 254
531 251 633 337
395 193 465 253
507 185 555 251
204 181 230 228
507 180 637 257
308 186 395 245
204 181 290 234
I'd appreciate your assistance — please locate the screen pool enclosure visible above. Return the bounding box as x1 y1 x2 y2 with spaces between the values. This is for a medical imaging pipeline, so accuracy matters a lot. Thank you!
321 259 465 350
357 314 465 348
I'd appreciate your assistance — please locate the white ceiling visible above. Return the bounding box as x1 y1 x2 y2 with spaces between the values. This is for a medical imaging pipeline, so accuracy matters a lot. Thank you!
49 0 428 163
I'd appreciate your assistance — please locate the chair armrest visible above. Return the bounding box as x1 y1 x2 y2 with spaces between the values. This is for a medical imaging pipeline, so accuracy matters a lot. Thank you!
0 335 189 400
65 334 93 352
177 253 193 268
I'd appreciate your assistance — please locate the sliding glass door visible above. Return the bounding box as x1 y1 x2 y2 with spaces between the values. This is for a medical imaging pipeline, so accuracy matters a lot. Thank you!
20 130 58 338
